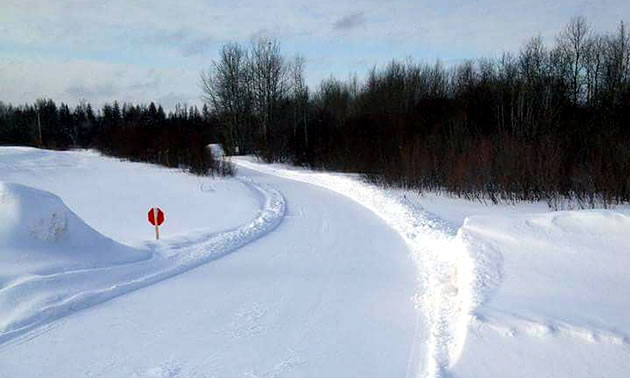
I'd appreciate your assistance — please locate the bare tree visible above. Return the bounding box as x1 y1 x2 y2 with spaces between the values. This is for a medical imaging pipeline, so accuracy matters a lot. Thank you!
248 37 290 145
520 36 547 85
290 55 309 148
603 21 630 101
201 43 251 153
584 34 606 105
557 16 591 104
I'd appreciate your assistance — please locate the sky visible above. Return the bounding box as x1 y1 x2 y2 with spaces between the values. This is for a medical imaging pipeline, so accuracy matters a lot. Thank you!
1 0 628 109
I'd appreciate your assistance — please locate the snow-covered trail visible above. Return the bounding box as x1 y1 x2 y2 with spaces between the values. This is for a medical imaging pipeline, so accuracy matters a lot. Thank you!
0 165 421 377
5 148 629 377
234 158 468 378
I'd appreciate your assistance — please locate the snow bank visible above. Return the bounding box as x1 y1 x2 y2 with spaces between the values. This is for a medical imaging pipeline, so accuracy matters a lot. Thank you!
207 143 225 158
0 177 285 344
0 182 151 286
451 210 630 377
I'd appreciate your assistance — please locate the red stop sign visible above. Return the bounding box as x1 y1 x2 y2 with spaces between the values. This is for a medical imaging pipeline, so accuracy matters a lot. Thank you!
148 207 165 226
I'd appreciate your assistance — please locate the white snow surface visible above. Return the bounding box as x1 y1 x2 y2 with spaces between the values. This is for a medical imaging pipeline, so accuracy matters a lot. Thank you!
0 148 418 377
234 157 630 378
233 157 467 377
0 147 260 245
451 211 630 378
0 182 150 284
0 149 285 345
1 148 629 377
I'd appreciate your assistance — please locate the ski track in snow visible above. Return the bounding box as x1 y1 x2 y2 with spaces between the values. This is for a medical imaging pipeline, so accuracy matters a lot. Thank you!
470 311 630 346
0 177 286 347
233 157 473 378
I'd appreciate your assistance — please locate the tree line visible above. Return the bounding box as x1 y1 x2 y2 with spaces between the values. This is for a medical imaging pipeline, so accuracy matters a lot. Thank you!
1 16 629 206
0 100 233 175
202 18 630 207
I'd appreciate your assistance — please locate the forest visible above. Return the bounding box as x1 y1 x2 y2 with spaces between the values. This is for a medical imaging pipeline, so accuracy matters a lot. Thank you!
0 100 233 176
1 17 629 206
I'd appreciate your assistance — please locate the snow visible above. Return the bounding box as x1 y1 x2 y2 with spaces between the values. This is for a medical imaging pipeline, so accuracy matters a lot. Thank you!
233 157 630 378
0 182 150 285
0 148 417 377
451 210 630 378
233 157 463 377
0 147 259 245
0 147 285 344
1 148 629 377
207 143 225 158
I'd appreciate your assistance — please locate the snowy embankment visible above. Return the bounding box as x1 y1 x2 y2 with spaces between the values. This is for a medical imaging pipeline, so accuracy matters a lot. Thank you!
0 148 285 344
235 157 630 378
451 211 630 377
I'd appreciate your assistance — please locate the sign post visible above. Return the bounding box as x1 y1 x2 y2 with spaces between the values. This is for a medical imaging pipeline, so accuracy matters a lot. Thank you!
153 208 159 240
148 207 165 240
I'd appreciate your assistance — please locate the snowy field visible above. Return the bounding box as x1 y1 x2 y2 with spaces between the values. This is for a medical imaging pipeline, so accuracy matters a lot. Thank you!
1 147 629 377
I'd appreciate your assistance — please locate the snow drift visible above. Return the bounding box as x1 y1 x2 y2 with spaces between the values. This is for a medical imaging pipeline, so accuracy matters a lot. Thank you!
458 210 630 337
0 182 151 287
451 210 630 377
0 178 285 343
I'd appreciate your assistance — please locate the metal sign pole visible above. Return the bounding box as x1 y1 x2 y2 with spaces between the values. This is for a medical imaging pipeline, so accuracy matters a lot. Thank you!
154 207 160 240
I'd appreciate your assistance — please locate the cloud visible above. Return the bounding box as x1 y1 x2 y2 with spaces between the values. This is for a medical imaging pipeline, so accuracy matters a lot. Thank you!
0 58 197 109
180 36 216 57
1 0 629 106
65 84 118 99
142 29 188 46
141 28 215 57
333 12 366 31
